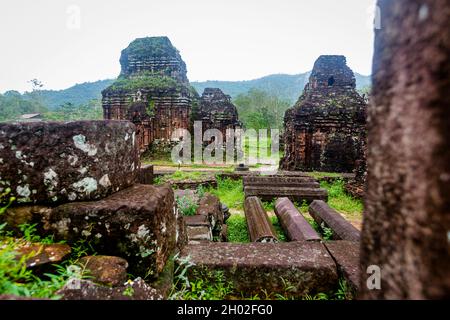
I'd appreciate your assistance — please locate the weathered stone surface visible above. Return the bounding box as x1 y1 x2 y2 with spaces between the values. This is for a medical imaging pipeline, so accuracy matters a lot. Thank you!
280 55 367 173
309 200 360 241
244 197 278 243
196 193 223 233
79 256 128 287
274 197 321 241
17 243 71 268
1 205 52 232
102 37 195 152
244 186 328 203
150 256 174 299
0 295 49 300
186 225 212 241
360 0 450 299
57 278 163 300
220 224 228 242
0 121 139 204
137 164 154 185
195 88 241 138
243 176 319 188
179 242 338 297
46 184 176 279
324 241 360 292
169 178 217 190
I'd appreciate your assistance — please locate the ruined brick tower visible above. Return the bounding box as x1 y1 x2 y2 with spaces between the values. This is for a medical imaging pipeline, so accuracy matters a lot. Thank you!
280 55 367 173
196 88 241 138
102 37 195 152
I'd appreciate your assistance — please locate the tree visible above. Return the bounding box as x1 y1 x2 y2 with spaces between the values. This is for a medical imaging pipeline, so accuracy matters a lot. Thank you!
233 89 291 130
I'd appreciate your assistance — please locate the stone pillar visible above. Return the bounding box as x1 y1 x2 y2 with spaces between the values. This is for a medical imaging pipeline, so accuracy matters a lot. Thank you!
360 0 450 299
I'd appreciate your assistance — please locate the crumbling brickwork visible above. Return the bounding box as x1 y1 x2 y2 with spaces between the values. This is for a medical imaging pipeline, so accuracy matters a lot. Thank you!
280 55 367 173
196 88 241 138
102 37 195 152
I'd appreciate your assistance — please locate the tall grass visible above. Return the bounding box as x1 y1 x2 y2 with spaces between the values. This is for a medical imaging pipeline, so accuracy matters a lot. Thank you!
226 215 249 243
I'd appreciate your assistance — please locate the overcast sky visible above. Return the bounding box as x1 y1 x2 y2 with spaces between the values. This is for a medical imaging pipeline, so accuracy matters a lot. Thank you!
0 0 376 93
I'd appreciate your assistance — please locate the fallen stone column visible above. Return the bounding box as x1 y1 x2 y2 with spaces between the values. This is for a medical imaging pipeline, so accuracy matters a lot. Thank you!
0 120 139 204
274 197 321 241
244 186 328 203
179 242 338 298
309 200 360 241
244 196 278 243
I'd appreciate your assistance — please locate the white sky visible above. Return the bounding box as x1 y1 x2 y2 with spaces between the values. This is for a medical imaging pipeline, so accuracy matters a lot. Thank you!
0 0 376 93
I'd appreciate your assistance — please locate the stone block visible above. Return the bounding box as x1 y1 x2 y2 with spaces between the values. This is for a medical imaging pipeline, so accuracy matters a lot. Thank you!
244 186 328 203
323 241 360 292
0 120 139 204
137 164 154 185
179 242 338 297
46 184 176 279
57 278 163 300
79 256 128 287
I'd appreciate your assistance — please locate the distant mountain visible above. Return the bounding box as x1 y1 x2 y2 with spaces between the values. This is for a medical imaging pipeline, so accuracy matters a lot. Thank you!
192 72 371 104
23 79 114 109
15 72 370 109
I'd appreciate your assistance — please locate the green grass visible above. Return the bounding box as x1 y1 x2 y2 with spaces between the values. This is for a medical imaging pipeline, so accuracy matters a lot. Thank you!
176 196 198 216
307 172 343 179
155 171 214 185
226 214 249 243
270 216 286 242
207 177 244 210
320 179 363 218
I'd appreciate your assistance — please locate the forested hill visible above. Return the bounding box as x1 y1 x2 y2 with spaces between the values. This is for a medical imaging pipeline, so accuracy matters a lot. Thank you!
192 72 371 103
11 72 370 109
23 79 114 109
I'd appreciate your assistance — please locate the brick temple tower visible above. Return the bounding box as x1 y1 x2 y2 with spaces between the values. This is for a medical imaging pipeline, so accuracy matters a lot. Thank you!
280 55 367 173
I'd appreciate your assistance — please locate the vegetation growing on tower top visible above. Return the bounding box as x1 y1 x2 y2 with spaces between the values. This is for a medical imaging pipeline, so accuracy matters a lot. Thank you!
120 36 180 60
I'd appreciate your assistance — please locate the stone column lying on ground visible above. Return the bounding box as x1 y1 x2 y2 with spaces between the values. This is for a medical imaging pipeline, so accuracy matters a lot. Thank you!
360 0 450 299
309 200 360 241
244 196 278 243
179 242 338 298
274 197 321 241
46 184 177 279
0 120 139 204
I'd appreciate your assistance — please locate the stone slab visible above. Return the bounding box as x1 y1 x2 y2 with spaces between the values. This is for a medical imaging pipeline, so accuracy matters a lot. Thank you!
0 120 139 204
179 242 338 297
323 241 360 292
57 278 163 300
46 184 176 279
244 186 328 203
